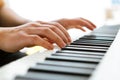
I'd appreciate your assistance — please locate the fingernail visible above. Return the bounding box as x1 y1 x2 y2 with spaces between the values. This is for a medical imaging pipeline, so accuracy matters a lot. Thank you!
62 43 67 48
67 40 71 45
48 45 54 50
68 37 72 43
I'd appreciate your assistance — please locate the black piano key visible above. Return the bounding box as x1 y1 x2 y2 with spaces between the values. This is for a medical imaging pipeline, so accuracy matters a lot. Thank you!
46 55 100 63
67 44 108 50
66 45 108 51
91 26 119 34
71 42 110 47
73 40 111 45
28 64 94 76
37 60 97 69
74 40 112 44
15 71 89 80
75 39 112 43
53 53 103 59
92 30 117 34
62 47 107 53
81 35 114 41
92 28 119 34
52 54 102 61
57 50 105 56
15 76 40 80
89 33 116 37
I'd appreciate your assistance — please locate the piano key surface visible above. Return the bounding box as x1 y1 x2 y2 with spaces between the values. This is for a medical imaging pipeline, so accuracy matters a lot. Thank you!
37 60 97 69
15 71 89 80
90 28 120 80
56 50 105 56
11 25 120 80
0 25 120 80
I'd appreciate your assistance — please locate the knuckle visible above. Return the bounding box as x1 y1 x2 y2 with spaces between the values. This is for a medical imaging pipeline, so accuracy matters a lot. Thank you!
53 22 62 27
55 22 61 26
40 40 47 46
29 22 40 27
30 35 39 45
32 35 39 41
50 25 57 30
42 27 50 32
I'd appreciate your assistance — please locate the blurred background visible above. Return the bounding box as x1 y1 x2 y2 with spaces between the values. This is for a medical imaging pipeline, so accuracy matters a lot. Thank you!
7 0 120 27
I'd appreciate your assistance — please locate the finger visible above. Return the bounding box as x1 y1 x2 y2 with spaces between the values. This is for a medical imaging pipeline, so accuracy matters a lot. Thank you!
80 18 96 28
48 25 69 44
76 19 95 30
40 27 66 48
28 35 54 50
27 21 41 27
21 22 42 34
37 21 72 44
43 38 54 44
75 25 86 32
32 21 71 44
27 26 66 48
36 21 46 24
50 22 72 43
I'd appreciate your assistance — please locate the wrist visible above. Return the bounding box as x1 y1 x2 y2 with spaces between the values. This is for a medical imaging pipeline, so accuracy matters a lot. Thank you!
54 18 69 30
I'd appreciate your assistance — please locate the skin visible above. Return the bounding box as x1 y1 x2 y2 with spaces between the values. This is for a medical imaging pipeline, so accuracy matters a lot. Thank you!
0 0 96 53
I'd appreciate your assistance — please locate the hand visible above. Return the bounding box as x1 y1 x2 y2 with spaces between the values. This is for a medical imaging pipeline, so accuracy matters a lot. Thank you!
55 17 96 31
0 21 71 52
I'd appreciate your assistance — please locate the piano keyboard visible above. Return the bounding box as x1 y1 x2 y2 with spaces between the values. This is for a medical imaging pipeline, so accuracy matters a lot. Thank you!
14 25 120 80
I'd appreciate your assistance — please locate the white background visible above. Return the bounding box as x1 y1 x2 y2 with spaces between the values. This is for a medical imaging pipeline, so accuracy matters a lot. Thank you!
8 0 112 27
